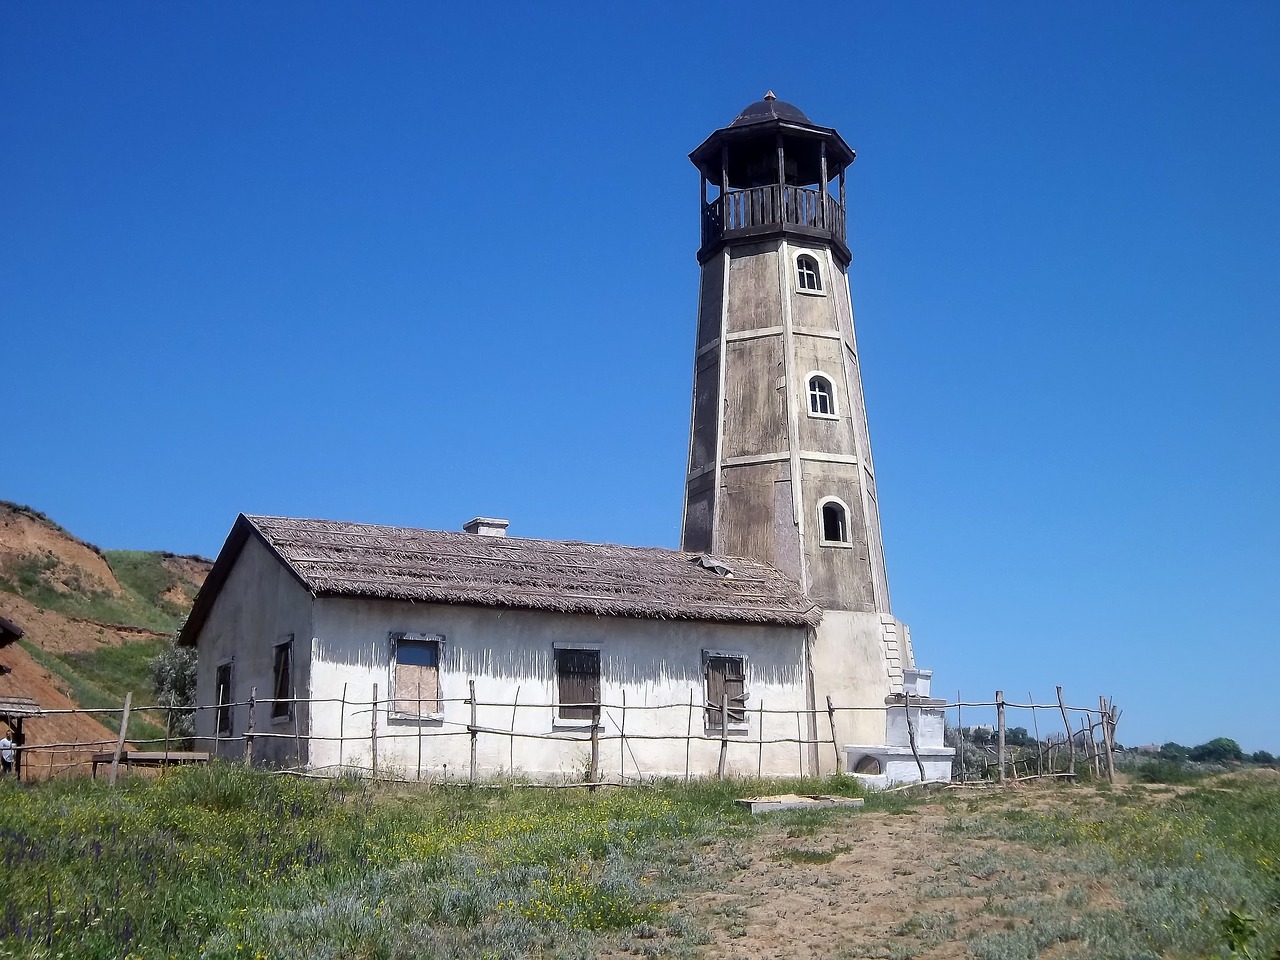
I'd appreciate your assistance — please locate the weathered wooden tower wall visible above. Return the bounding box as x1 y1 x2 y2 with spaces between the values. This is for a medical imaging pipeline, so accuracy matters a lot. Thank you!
681 95 915 752
682 238 890 615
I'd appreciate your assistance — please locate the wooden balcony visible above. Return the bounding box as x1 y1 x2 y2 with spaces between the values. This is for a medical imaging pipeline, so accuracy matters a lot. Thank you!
700 185 848 262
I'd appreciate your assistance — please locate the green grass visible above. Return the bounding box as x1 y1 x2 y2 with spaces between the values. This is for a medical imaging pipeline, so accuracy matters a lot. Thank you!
947 775 1280 959
103 549 199 618
17 638 169 744
0 547 199 634
0 768 878 960
62 637 167 702
0 552 180 633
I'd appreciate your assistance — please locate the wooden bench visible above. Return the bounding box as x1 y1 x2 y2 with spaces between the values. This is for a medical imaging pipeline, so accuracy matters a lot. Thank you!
91 750 210 778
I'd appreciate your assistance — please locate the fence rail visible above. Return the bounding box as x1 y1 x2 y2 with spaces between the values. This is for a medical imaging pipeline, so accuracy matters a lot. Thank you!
5 682 1121 787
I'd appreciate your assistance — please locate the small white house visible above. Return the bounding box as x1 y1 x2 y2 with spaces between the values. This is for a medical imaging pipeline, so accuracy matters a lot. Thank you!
180 513 824 780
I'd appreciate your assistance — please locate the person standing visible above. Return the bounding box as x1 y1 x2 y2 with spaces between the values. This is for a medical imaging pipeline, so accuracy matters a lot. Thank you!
0 730 13 775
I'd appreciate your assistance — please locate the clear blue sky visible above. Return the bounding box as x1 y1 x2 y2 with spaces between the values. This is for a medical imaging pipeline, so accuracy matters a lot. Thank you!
3 3 1277 752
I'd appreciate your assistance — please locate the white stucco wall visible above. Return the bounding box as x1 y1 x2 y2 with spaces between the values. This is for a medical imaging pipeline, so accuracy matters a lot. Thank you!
306 598 813 781
193 536 314 766
810 609 912 763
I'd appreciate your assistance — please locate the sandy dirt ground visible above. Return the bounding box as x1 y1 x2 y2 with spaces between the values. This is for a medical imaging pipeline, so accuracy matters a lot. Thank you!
668 786 1121 960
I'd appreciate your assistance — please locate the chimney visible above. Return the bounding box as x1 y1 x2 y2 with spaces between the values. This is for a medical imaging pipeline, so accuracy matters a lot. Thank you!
463 517 509 537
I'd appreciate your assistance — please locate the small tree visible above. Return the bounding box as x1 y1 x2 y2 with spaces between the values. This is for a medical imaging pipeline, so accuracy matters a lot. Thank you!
1188 737 1244 764
1158 742 1189 761
1250 750 1275 766
150 619 197 745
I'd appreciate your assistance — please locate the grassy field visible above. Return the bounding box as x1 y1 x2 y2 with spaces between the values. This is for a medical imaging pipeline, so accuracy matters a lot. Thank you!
17 637 169 742
0 768 1276 960
0 768 881 960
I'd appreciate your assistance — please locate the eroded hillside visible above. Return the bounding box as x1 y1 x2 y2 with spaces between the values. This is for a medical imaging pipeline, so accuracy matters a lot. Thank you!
0 502 212 770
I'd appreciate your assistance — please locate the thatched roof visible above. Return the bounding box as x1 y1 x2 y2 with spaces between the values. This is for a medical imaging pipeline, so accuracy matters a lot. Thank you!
0 695 40 719
182 514 818 643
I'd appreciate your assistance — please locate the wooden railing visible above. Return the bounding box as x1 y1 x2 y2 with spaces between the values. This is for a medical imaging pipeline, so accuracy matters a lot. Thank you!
702 185 846 247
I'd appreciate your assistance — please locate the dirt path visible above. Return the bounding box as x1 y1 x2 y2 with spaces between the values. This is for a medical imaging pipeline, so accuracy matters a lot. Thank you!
674 788 1100 960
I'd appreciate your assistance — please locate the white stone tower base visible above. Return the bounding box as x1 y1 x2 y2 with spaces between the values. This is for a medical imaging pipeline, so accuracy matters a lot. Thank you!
845 668 955 789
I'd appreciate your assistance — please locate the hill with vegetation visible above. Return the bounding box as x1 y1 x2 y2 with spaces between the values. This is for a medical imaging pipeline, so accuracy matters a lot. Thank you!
0 501 211 756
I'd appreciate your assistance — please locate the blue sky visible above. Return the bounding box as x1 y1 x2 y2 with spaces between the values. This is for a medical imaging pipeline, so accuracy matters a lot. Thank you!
3 3 1277 752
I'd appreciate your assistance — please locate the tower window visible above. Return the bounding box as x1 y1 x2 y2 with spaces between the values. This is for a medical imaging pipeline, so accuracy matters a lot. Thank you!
796 255 822 293
819 499 850 545
807 374 836 417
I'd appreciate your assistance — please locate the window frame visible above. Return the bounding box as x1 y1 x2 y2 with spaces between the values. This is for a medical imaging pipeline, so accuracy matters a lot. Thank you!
805 371 839 420
389 632 445 722
818 496 854 548
703 649 750 731
214 658 235 737
552 642 601 728
795 253 824 296
271 635 294 724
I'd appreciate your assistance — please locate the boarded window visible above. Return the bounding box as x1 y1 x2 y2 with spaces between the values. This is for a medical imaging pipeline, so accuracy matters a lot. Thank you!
705 654 747 726
215 661 234 736
393 635 441 716
272 638 293 721
555 648 600 721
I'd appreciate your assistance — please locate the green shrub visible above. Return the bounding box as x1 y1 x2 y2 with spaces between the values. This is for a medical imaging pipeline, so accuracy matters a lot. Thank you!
1134 759 1209 784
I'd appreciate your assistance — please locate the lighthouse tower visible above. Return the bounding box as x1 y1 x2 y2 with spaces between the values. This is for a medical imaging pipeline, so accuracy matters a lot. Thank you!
681 93 938 758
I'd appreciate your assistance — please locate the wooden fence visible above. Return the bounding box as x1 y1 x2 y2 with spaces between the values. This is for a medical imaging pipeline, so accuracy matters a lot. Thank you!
8 683 1121 787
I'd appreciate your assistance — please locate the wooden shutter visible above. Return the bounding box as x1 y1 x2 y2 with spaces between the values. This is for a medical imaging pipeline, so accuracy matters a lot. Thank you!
556 648 600 720
705 656 747 725
394 639 440 715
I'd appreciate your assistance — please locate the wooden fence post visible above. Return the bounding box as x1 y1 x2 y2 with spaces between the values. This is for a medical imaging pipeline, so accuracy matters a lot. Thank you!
416 682 423 782
213 691 222 759
757 698 765 778
589 703 601 789
795 708 804 778
163 707 172 776
1100 695 1116 783
371 683 378 780
109 692 132 786
826 695 841 773
956 689 965 784
619 689 627 782
245 686 256 767
1090 715 1101 778
338 682 347 772
509 685 520 775
904 688 926 782
685 687 694 783
996 690 1006 784
1029 690 1043 776
293 685 302 770
468 679 477 784
1056 686 1075 776
717 694 729 780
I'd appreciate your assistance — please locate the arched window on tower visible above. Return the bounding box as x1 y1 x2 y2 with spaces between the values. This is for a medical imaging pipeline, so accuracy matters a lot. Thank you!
807 374 836 417
796 254 822 293
819 499 850 545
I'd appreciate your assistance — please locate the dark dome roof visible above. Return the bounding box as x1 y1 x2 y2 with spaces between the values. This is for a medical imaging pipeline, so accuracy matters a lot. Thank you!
730 91 811 127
